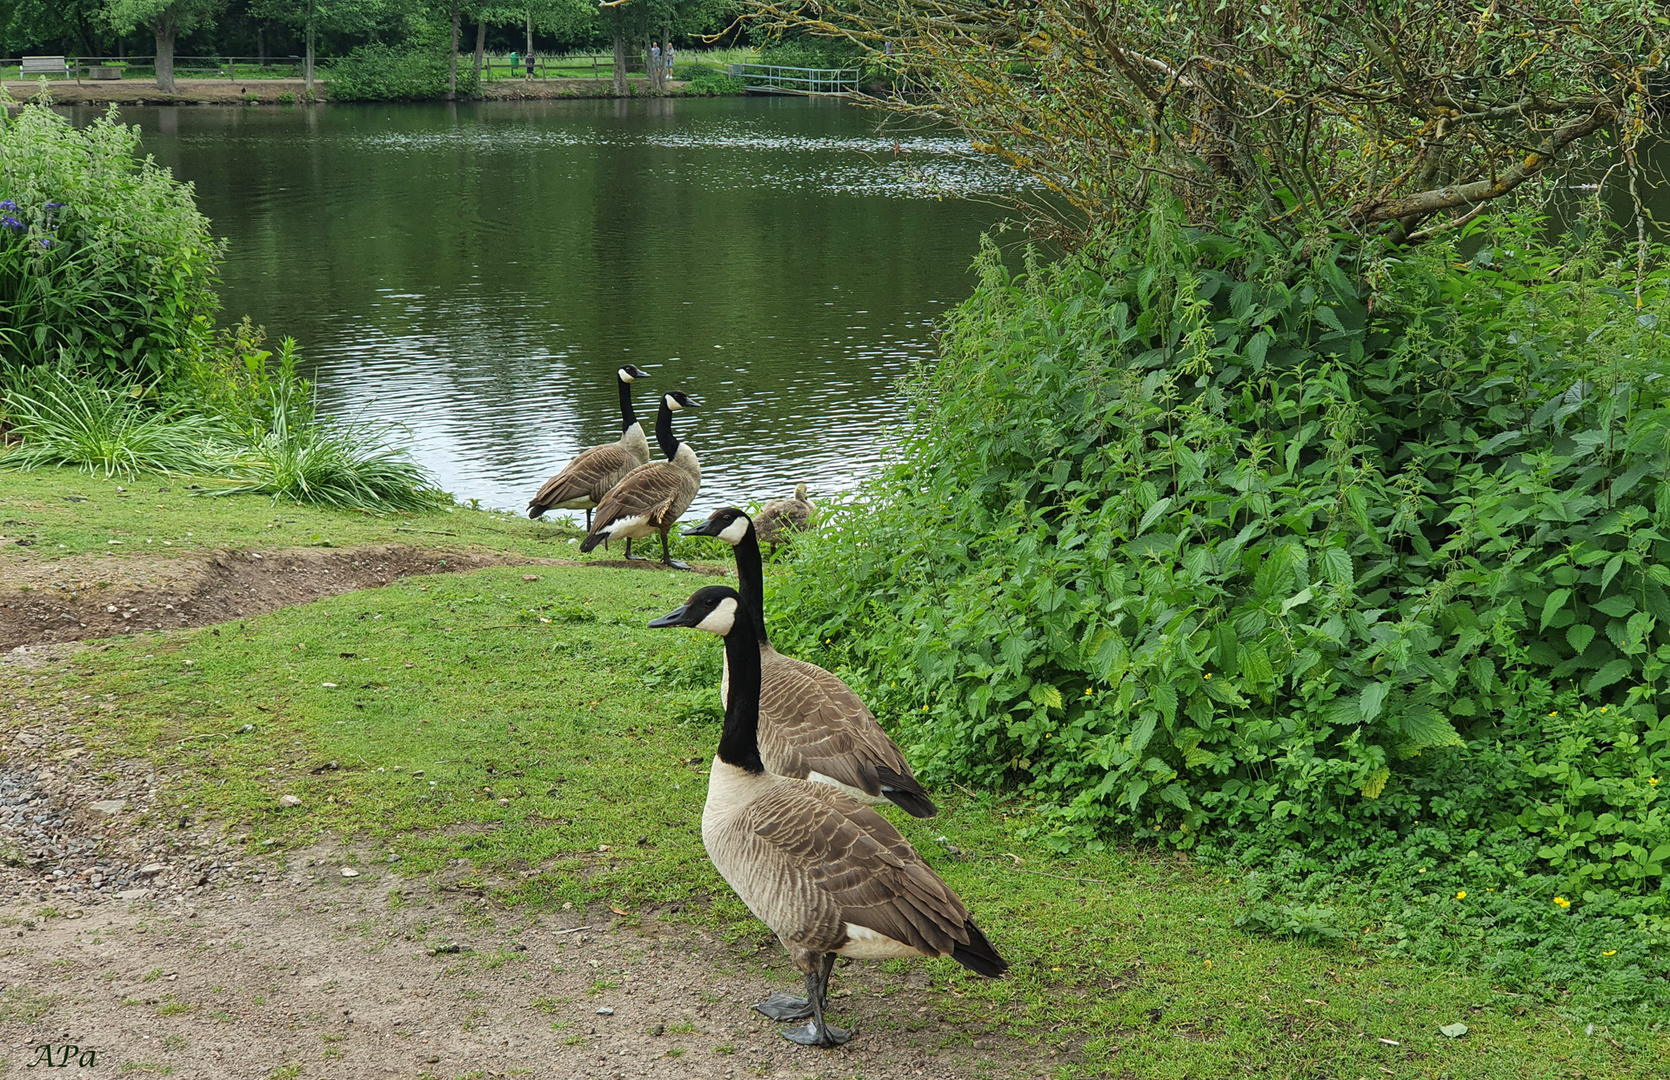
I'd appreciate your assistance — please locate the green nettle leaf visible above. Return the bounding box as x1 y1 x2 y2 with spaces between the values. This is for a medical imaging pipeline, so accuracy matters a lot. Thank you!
1359 681 1390 723
1031 684 1065 710
1584 659 1634 696
1541 588 1572 630
1593 595 1637 618
1280 587 1314 616
1317 546 1353 588
1137 497 1173 535
1128 712 1159 756
1567 624 1597 655
1397 708 1465 752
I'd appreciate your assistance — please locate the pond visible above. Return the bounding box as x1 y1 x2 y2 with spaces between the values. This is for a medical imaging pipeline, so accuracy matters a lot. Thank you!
93 97 1022 515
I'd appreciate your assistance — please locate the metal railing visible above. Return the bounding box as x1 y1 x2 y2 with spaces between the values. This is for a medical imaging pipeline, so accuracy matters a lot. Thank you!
727 64 859 95
2 56 309 81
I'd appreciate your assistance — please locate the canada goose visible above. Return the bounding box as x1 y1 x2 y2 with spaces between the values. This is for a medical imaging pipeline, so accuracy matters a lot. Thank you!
648 585 1006 1047
754 483 815 556
684 507 936 818
527 364 654 532
579 391 701 569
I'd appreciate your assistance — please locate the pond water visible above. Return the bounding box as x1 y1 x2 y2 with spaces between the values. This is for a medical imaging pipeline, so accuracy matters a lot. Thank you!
94 98 1022 515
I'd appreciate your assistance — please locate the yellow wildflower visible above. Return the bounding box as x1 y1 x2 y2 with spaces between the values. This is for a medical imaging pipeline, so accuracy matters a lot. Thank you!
1549 711 1559 717
1599 707 1608 713
1651 777 1661 787
1084 688 1092 696
1602 950 1617 956
1204 672 1213 680
1418 867 1426 873
1455 891 1466 900
1554 896 1572 909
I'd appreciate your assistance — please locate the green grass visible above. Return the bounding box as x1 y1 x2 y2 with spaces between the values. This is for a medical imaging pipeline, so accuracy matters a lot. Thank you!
3 475 1668 1076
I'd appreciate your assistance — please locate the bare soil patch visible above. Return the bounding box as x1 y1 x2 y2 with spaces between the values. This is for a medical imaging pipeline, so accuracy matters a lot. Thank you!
0 647 1049 1079
0 546 529 651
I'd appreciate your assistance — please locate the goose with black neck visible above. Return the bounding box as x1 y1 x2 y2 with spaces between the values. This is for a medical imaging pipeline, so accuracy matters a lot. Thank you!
579 390 701 569
648 584 1006 1048
527 364 654 532
684 506 935 817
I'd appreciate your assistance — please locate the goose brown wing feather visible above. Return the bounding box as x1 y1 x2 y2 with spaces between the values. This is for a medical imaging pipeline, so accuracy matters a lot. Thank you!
757 654 931 807
530 443 638 510
745 784 972 958
592 462 694 530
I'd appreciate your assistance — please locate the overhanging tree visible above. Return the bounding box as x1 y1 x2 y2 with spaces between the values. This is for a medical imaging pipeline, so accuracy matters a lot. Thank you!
752 0 1670 244
104 0 225 91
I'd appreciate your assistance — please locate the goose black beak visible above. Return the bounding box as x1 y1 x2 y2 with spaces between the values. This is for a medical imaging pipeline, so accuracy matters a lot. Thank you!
682 520 722 538
647 605 691 629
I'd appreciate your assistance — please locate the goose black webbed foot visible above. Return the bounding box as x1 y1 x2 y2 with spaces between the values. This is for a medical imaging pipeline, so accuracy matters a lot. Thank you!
752 992 814 1021
777 959 849 1046
665 558 693 571
781 1019 852 1047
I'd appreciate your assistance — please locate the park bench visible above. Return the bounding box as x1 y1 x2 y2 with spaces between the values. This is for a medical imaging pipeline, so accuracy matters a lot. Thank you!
20 56 69 78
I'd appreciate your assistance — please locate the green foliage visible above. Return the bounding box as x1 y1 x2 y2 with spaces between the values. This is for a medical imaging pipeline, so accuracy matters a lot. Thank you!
773 207 1670 935
679 65 743 95
0 368 219 477
197 333 444 511
756 36 859 70
2 332 441 511
327 42 478 102
0 99 223 381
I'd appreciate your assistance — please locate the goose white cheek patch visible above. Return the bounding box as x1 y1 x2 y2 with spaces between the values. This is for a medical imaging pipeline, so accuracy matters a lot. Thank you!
619 368 636 382
665 395 683 411
718 517 751 544
695 597 738 635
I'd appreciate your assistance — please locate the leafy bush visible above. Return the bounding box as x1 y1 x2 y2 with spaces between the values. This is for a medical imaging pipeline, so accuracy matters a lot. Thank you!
756 37 861 70
328 43 480 103
773 208 1670 918
0 100 223 381
681 66 744 96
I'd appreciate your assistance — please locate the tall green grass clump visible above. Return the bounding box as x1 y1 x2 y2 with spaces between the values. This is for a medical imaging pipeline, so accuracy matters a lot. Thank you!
328 43 480 102
772 209 1670 1012
194 330 442 511
0 98 223 380
1 368 221 477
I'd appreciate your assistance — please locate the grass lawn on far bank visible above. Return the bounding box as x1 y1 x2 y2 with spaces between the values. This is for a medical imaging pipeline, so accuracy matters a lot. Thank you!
1 469 1665 1077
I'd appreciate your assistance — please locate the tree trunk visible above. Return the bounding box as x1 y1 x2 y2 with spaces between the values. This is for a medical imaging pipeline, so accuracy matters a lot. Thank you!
612 28 627 97
448 1 461 99
154 22 177 92
258 26 266 68
304 19 316 91
525 13 533 77
473 19 486 94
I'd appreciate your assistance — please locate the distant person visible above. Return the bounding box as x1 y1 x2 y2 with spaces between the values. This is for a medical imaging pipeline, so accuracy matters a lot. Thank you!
526 52 536 79
650 42 661 84
664 43 675 80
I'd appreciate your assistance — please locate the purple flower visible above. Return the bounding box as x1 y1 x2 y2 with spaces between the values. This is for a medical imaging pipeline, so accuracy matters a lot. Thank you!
44 201 63 210
39 237 54 249
0 200 15 212
1 215 23 232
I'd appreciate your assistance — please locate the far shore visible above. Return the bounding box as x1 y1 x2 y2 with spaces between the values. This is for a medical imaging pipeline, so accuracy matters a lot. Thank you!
3 75 712 107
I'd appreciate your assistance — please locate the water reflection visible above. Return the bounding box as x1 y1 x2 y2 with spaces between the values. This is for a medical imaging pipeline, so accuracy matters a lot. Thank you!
85 97 1019 515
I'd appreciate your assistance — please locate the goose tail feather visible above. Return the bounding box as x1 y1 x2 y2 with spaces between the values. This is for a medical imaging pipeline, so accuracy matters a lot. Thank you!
951 919 1008 978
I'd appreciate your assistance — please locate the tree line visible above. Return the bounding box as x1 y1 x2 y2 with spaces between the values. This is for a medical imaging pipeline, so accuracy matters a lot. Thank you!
2 0 743 93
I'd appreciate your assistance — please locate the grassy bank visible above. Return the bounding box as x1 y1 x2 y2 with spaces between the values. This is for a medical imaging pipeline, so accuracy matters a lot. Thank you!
2 470 1666 1076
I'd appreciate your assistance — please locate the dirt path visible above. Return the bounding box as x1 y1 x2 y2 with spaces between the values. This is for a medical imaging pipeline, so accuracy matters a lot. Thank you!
0 546 533 652
0 648 1046 1080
